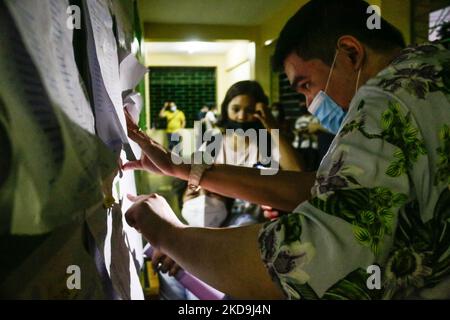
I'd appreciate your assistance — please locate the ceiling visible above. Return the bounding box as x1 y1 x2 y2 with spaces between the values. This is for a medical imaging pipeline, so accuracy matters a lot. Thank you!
145 41 249 55
138 0 293 26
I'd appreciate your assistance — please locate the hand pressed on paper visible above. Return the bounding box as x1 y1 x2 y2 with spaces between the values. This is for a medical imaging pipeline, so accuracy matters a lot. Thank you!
125 193 185 249
123 110 182 177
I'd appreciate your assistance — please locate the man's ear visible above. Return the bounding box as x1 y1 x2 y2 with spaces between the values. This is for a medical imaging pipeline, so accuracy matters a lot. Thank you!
336 35 365 70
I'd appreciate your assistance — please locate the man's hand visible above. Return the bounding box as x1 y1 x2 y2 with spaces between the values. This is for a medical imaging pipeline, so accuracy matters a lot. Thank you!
122 152 166 175
261 205 280 220
123 110 188 178
159 102 170 117
125 193 185 249
151 248 182 277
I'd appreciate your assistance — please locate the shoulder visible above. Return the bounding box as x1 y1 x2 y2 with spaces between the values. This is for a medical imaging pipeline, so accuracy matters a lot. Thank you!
345 42 450 142
365 43 450 103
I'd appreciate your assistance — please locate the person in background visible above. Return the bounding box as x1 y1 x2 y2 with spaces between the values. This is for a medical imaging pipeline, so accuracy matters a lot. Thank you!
315 125 335 165
196 104 209 140
204 104 218 131
270 102 285 124
197 103 218 134
197 105 209 122
292 107 321 171
270 102 295 144
159 101 186 151
291 103 335 171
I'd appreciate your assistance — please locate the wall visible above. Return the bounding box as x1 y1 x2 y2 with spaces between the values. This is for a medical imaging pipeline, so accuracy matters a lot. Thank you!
224 42 254 94
146 52 227 106
255 0 308 100
143 23 258 104
146 41 254 113
381 0 411 44
144 23 259 42
254 42 273 103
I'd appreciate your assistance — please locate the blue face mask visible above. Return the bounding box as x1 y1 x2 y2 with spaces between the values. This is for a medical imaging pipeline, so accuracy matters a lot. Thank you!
308 91 346 134
307 50 361 135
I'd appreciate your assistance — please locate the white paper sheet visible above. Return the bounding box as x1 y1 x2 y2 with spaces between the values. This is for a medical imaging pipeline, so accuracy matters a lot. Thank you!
84 0 135 159
123 92 143 123
86 200 144 300
119 53 148 92
6 0 95 134
1 0 117 235
1 1 144 299
123 92 143 160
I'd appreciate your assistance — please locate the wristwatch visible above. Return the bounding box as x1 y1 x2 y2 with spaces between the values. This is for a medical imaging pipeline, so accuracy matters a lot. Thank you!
188 151 212 191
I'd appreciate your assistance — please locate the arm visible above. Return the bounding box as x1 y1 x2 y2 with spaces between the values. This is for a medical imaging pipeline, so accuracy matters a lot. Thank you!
190 165 315 212
167 224 283 299
125 194 284 299
273 130 305 171
180 112 186 129
254 103 304 172
143 160 314 212
123 112 315 212
159 103 169 118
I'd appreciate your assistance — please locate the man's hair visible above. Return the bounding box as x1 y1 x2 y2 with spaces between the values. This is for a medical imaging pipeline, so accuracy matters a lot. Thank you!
272 0 406 71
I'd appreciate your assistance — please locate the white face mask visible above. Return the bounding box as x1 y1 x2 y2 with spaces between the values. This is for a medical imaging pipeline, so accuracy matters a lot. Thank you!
181 195 228 227
170 105 177 112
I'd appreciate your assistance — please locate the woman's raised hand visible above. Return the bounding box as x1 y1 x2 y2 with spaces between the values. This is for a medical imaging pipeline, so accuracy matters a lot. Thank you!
253 102 278 131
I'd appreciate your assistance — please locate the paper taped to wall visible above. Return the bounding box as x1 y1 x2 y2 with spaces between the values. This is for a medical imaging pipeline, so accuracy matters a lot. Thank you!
6 0 95 134
120 52 148 92
1 0 117 235
84 0 136 160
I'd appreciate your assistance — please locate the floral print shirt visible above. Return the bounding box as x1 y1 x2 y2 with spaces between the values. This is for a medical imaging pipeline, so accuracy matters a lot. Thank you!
259 43 450 299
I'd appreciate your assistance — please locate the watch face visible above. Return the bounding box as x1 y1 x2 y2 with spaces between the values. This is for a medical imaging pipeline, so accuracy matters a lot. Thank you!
188 184 200 192
188 162 212 191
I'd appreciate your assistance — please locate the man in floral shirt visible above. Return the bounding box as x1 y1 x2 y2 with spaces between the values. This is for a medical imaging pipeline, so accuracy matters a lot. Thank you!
255 0 450 299
260 41 450 299
123 0 450 299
